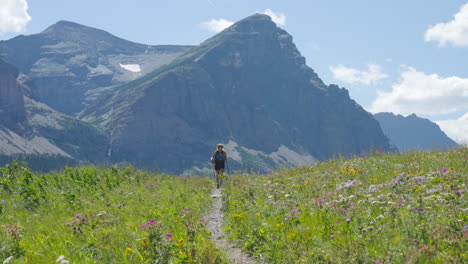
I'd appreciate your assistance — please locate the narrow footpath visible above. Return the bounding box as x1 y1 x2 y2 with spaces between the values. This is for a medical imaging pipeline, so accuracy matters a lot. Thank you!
206 188 261 264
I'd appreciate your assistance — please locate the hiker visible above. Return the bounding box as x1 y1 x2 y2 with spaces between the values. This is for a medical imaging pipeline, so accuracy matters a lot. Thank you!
211 143 227 188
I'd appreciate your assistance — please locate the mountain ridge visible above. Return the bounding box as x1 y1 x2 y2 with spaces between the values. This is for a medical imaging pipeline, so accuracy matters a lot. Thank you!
374 112 459 152
82 14 394 173
0 21 195 115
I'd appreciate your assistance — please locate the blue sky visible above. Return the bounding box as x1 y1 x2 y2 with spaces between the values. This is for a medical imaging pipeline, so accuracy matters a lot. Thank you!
1 0 467 143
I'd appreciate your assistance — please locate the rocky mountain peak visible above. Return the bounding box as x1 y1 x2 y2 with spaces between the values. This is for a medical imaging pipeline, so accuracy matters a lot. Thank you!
225 13 277 34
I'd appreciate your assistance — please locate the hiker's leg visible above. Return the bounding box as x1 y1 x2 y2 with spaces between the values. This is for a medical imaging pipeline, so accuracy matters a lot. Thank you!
215 169 220 187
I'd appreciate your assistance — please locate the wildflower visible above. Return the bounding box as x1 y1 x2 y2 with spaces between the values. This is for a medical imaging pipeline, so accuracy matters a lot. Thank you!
343 210 348 214
56 255 70 264
442 168 448 173
3 256 14 264
81 218 86 222
199 218 205 222
317 200 323 205
166 234 173 238
65 222 71 226
185 208 190 211
149 219 156 224
346 218 351 223
375 261 381 264
139 224 147 229
75 214 80 218
125 248 133 256
330 235 334 238
335 221 340 224
291 209 297 214
457 189 465 195
464 224 468 230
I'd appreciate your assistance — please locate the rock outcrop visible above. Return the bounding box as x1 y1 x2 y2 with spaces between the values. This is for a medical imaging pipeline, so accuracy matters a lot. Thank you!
0 59 108 165
0 58 26 127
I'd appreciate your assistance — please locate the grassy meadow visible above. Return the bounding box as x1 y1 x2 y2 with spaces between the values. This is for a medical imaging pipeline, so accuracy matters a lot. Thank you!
223 148 467 263
0 148 466 263
0 163 226 263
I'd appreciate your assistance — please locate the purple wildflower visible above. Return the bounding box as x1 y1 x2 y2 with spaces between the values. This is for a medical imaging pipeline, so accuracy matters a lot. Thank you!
317 200 323 205
346 218 351 223
343 210 348 214
75 214 80 218
199 218 205 222
166 234 173 238
139 224 147 229
442 168 448 173
149 219 156 224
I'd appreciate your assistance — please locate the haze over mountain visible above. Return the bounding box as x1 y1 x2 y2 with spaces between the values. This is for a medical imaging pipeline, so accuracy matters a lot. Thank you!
0 21 193 115
374 112 459 152
82 14 394 173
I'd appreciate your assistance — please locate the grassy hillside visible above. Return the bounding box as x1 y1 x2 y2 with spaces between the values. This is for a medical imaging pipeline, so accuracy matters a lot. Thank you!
0 148 466 263
223 148 467 263
0 162 226 263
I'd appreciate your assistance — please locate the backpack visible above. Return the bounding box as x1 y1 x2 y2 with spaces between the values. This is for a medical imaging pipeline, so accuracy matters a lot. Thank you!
214 151 225 161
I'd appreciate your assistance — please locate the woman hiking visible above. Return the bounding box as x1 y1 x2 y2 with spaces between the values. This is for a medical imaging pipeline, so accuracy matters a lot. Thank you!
211 143 227 188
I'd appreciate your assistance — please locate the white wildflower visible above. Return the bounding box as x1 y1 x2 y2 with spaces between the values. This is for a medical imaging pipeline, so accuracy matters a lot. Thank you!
3 256 14 264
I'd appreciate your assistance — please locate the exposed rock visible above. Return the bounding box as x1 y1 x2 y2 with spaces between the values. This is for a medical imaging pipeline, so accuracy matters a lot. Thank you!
83 14 394 173
0 60 108 165
374 112 459 152
0 58 26 127
0 20 194 115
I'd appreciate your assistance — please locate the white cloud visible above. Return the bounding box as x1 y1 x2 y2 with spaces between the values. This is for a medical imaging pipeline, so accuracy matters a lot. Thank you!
425 4 468 47
262 9 286 26
436 113 468 144
119 63 141 73
370 67 468 116
0 0 31 34
329 64 388 85
201 18 234 33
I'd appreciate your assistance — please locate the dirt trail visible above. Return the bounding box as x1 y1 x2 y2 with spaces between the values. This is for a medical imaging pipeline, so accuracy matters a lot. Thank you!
206 188 261 264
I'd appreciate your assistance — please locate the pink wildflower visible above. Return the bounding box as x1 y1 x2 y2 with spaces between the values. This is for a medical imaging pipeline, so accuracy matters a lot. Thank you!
149 219 156 224
139 224 147 229
166 234 173 238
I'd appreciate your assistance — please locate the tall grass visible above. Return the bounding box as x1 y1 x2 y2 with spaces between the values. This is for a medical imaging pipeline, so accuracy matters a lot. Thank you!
223 148 467 263
0 162 226 263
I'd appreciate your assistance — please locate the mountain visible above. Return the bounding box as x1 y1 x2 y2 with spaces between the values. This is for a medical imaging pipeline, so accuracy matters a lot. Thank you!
82 14 395 173
0 58 108 167
0 21 194 115
374 112 459 152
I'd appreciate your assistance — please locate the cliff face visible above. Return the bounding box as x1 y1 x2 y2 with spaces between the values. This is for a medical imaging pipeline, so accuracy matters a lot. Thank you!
0 59 108 163
0 21 194 115
83 14 394 173
374 112 459 152
0 59 26 127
